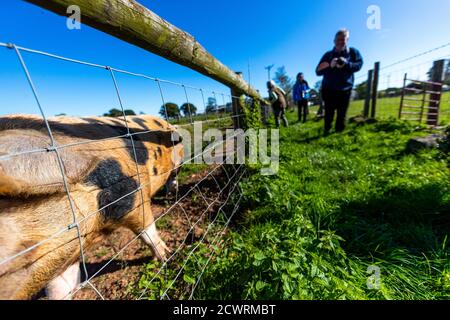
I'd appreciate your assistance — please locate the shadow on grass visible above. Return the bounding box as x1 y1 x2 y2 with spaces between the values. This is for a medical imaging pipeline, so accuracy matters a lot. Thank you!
334 182 450 257
287 134 325 144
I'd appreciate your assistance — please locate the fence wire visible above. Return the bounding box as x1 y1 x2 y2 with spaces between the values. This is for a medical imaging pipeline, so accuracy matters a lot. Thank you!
0 42 249 300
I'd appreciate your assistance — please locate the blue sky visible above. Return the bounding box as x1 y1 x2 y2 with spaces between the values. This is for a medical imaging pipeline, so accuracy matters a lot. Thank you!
0 0 449 117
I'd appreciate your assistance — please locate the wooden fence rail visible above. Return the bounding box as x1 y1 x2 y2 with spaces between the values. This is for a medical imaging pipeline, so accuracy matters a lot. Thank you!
25 0 262 102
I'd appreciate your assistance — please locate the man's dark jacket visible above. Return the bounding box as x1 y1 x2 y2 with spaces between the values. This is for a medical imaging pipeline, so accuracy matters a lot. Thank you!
316 47 363 91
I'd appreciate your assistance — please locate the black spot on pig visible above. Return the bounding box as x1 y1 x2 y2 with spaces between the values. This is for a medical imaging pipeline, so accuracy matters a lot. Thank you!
153 119 164 128
85 159 138 221
133 118 150 131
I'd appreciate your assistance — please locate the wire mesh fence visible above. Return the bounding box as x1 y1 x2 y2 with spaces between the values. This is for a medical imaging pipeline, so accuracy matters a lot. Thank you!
0 42 249 300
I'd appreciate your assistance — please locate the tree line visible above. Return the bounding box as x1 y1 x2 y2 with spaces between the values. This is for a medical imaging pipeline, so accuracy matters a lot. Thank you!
102 96 231 119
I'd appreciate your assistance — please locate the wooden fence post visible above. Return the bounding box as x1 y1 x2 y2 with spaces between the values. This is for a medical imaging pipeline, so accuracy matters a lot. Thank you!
398 73 407 119
427 59 445 126
231 72 244 129
420 81 427 124
370 62 380 118
363 69 373 118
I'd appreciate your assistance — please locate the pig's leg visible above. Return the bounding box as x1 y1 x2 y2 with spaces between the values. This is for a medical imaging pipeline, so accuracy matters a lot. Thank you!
140 222 170 261
123 203 170 261
46 262 80 300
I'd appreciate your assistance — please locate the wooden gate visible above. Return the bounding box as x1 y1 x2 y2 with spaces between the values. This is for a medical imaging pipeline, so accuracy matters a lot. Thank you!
398 74 443 125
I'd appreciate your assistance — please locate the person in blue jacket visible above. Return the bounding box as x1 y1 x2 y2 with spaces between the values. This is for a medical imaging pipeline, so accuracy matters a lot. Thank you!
293 73 310 123
316 28 363 135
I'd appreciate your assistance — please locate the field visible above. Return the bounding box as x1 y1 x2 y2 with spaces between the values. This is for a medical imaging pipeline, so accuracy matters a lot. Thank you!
168 110 450 300
171 91 450 127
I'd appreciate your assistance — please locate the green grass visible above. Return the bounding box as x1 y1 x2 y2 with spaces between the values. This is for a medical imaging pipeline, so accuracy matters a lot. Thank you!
136 99 450 300
176 163 210 184
176 113 450 300
170 112 234 128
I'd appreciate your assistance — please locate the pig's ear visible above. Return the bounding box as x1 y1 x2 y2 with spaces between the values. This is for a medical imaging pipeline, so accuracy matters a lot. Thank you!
0 134 97 197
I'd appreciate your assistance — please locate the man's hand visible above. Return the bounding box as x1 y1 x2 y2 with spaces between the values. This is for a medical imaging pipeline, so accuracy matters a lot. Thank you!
337 57 348 69
317 62 330 72
330 58 338 68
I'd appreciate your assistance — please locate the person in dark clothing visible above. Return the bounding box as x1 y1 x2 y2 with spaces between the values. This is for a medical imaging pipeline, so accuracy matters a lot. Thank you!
293 73 310 123
267 80 289 128
316 28 363 135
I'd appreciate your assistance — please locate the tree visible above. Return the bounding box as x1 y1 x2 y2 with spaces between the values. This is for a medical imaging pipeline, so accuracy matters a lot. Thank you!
309 80 323 106
427 60 450 85
206 97 217 114
427 64 436 83
273 66 294 107
159 103 180 119
314 80 322 92
180 103 197 117
355 81 368 100
381 87 402 98
308 89 320 105
103 108 136 117
406 81 423 91
445 59 450 86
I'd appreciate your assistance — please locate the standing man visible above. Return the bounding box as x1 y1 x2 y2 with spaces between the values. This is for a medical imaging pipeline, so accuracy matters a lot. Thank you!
267 80 289 128
293 73 311 123
316 28 363 135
